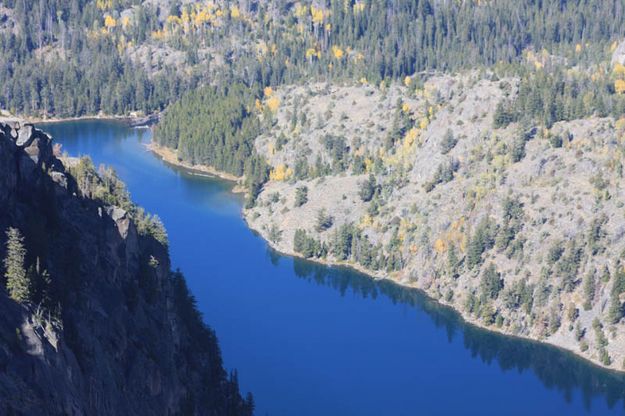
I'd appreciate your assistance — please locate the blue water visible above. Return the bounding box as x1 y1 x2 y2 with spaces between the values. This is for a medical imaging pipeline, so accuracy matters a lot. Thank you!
41 120 625 415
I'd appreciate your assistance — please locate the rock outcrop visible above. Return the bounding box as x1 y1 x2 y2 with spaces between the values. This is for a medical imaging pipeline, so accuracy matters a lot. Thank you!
0 122 253 415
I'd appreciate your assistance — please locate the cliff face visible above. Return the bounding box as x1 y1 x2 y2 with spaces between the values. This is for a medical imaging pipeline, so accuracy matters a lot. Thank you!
0 122 252 415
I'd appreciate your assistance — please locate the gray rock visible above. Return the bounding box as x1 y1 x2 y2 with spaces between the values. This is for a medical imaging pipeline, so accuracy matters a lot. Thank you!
611 39 625 67
16 124 33 146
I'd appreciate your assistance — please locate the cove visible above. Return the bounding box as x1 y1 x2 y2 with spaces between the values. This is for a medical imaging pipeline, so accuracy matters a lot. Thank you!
40 120 625 416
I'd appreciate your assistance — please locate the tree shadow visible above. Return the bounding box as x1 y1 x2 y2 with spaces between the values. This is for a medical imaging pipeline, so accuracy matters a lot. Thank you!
286 251 625 412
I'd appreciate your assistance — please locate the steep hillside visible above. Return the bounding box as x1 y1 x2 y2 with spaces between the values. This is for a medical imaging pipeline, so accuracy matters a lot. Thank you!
0 121 253 415
243 69 625 371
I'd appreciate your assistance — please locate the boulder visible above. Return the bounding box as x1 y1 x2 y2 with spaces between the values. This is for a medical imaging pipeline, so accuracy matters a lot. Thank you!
16 124 33 146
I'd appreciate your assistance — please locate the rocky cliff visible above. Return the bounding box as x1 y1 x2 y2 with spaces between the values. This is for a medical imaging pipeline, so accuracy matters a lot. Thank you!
0 121 253 415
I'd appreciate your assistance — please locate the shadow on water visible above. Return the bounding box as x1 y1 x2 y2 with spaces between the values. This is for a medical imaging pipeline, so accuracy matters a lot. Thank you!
276 249 625 412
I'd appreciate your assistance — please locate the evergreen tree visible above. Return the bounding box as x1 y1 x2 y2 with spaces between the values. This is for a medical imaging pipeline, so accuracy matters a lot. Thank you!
4 227 31 303
439 129 458 154
480 263 504 300
294 186 308 208
358 174 376 202
582 272 595 311
447 244 460 279
607 266 625 324
315 209 334 232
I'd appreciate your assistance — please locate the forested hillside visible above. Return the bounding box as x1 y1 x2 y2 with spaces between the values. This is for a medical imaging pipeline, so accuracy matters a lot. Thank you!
3 0 625 116
154 81 269 197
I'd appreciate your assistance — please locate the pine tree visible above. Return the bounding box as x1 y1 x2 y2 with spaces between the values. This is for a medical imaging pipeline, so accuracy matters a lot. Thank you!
358 174 376 202
607 291 623 324
480 263 504 300
582 272 595 311
447 244 459 279
4 228 31 303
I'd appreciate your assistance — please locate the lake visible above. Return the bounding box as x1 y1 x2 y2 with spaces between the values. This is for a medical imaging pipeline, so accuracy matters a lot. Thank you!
40 120 625 416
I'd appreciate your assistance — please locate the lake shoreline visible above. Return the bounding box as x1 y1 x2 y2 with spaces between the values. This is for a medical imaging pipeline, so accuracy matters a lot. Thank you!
145 141 623 374
246 218 625 374
147 142 247 193
29 113 159 128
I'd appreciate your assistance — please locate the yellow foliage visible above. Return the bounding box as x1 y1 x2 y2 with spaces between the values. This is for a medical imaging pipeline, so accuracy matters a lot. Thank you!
491 154 508 171
194 9 212 26
96 0 112 10
611 41 619 52
121 16 130 29
404 76 412 87
364 158 374 173
104 15 117 29
434 239 447 254
332 45 344 59
230 6 240 19
575 43 582 53
267 143 275 156
305 48 317 59
264 86 273 97
359 77 368 85
181 9 190 24
615 117 625 131
269 164 293 181
404 127 418 147
167 15 182 25
614 63 625 77
353 2 365 13
311 6 325 24
295 3 308 18
450 217 465 232
616 79 625 95
401 103 411 113
359 214 373 228
419 117 429 130
151 29 165 40
266 96 280 113
325 23 332 32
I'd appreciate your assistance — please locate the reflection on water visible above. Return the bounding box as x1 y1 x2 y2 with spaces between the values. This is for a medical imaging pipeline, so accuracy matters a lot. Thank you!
289 252 625 411
40 119 625 415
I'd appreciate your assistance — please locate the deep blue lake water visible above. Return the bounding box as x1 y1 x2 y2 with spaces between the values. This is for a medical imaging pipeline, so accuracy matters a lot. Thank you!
40 120 625 415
